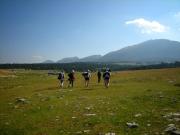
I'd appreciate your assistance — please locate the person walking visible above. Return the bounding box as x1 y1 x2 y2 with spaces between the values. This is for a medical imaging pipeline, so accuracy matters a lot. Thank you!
82 69 91 87
58 71 65 88
103 69 111 88
68 70 75 87
97 70 101 83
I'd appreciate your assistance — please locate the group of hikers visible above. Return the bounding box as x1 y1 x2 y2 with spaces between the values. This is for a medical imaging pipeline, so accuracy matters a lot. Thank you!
57 68 111 88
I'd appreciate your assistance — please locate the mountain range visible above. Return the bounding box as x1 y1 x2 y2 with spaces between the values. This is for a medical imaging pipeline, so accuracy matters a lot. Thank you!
43 39 180 64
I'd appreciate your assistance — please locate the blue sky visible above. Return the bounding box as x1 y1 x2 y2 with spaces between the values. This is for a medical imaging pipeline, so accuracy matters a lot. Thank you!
0 0 180 63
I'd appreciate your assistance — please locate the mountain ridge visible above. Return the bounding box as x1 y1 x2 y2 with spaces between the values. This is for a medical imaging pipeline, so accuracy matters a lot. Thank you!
43 39 180 63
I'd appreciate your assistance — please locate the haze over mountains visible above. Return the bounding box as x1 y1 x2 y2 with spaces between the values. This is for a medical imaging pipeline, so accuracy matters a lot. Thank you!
43 39 180 64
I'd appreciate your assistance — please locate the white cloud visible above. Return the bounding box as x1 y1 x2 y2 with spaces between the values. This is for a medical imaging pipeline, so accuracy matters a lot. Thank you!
125 18 168 34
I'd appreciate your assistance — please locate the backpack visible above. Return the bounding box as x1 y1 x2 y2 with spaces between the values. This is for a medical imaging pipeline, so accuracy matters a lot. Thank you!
68 72 74 80
82 72 88 76
104 72 110 79
58 73 62 80
61 73 64 79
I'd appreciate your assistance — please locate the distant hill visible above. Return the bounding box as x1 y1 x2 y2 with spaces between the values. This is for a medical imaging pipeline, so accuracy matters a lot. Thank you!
44 39 180 63
100 39 180 62
79 55 102 62
57 57 79 63
43 60 54 63
56 55 102 63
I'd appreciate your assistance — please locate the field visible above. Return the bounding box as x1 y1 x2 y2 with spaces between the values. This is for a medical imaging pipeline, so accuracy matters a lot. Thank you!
0 68 180 135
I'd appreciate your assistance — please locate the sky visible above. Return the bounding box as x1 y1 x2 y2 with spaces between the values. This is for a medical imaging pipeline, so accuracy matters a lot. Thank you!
0 0 180 63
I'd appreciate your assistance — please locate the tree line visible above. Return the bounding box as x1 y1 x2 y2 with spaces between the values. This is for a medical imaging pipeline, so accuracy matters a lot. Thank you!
0 62 180 72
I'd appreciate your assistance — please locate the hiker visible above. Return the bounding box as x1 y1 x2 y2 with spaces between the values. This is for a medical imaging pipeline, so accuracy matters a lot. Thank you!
97 69 101 83
103 69 111 88
82 69 91 87
58 71 65 88
68 70 75 87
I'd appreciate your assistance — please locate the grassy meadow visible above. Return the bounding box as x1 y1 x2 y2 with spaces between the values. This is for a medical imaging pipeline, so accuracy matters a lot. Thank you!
0 68 180 135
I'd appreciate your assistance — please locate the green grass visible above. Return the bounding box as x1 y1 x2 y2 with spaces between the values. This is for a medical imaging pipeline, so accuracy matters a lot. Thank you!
0 68 180 135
